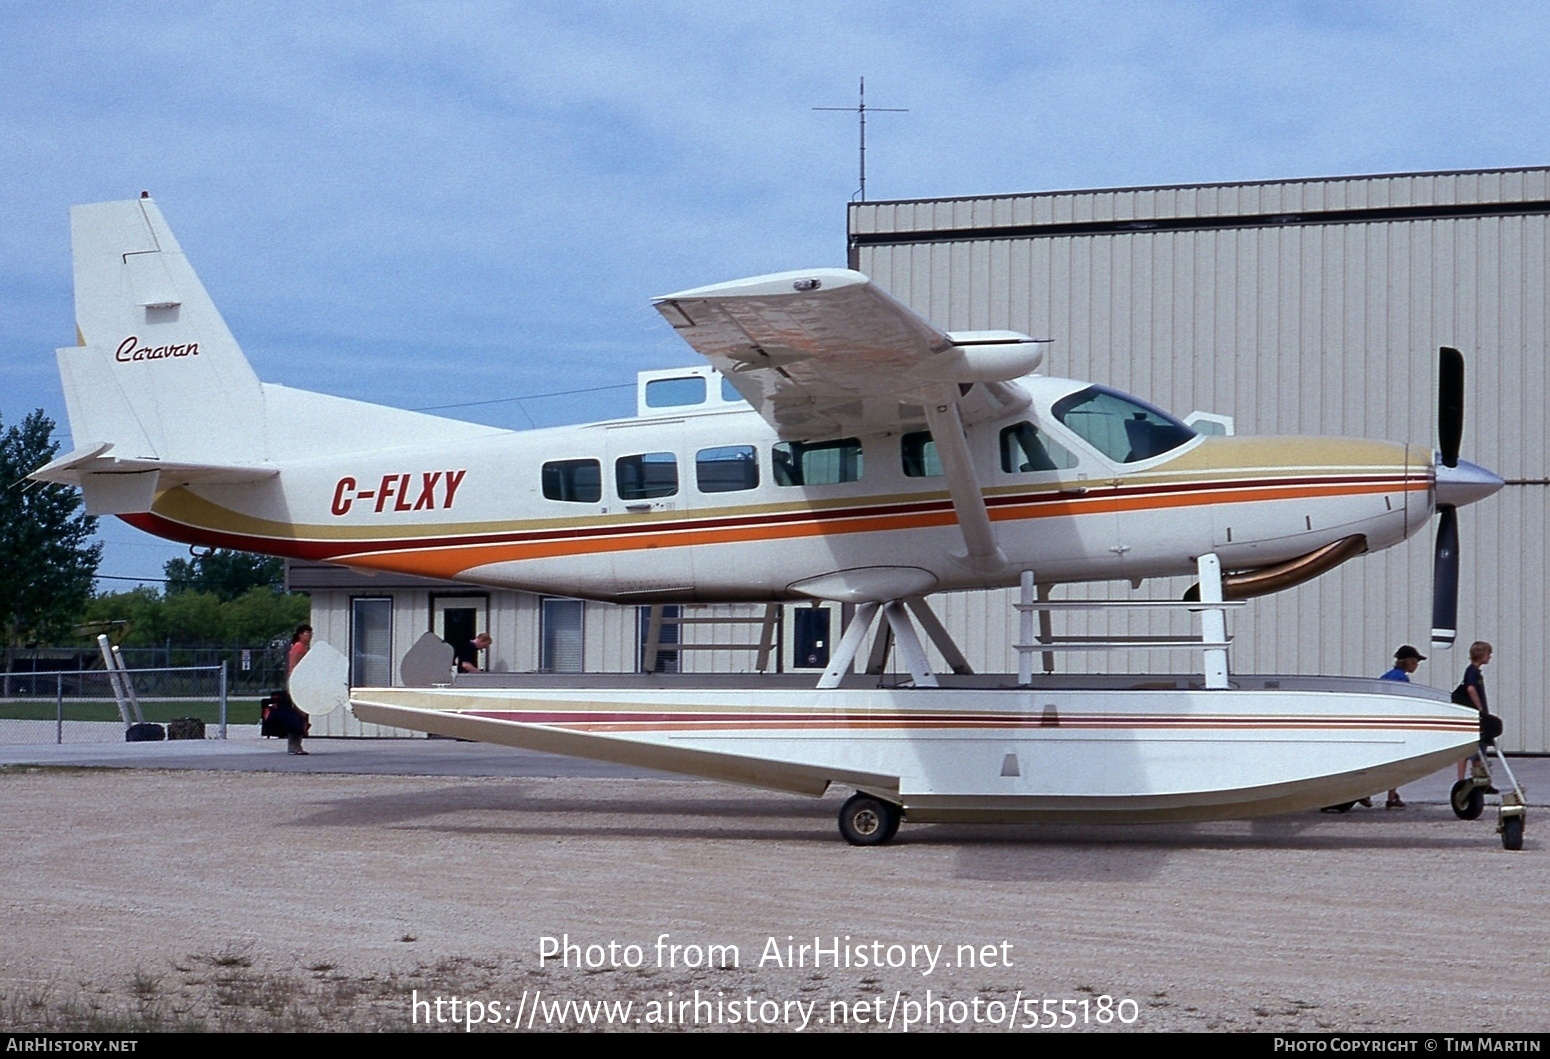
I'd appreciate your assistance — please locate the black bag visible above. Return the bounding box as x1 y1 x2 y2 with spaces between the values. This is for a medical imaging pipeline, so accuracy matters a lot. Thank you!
1451 683 1472 707
1479 712 1504 747
260 691 309 738
125 722 165 742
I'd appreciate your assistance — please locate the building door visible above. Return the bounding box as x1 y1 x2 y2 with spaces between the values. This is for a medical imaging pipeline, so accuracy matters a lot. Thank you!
433 595 488 657
792 607 830 669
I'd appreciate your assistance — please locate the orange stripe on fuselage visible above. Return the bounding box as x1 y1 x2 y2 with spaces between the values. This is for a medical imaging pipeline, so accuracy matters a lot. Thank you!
329 474 1425 580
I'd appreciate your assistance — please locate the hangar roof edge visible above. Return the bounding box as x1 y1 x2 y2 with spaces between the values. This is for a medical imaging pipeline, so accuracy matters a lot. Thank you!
849 166 1550 241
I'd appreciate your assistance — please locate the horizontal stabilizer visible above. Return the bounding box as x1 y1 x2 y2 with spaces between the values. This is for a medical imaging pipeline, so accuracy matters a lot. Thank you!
29 443 277 515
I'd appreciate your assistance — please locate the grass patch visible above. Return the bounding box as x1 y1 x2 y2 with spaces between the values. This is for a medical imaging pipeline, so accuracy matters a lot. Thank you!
0 950 511 1032
0 765 117 777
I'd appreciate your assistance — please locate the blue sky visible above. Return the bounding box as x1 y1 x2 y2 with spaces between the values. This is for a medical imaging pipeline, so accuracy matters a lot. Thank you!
5 1 1550 585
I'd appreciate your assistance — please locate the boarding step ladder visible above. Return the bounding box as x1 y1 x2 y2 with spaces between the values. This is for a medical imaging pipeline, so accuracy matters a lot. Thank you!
1014 554 1245 689
642 603 783 674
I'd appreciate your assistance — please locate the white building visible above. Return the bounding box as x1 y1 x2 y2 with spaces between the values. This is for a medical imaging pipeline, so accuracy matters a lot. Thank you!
295 165 1549 752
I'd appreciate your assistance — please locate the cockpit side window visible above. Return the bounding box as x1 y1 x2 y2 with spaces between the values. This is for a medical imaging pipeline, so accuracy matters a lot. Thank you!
1051 385 1195 463
999 421 1078 473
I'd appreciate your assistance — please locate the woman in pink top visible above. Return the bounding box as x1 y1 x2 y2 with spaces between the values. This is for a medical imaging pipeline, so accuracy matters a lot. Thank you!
287 624 313 674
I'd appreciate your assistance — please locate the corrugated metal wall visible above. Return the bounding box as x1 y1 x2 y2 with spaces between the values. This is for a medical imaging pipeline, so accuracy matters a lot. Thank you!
854 168 1550 752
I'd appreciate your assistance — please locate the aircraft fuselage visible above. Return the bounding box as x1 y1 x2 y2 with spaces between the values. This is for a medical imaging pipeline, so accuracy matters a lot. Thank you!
123 373 1430 604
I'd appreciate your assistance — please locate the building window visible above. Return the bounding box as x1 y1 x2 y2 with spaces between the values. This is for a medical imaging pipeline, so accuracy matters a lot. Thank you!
542 459 602 503
638 605 681 673
772 437 863 486
350 597 393 687
696 445 759 493
540 598 585 673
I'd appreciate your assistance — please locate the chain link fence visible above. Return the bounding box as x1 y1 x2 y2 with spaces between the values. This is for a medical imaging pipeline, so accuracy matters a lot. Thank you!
0 663 263 745
3 644 289 695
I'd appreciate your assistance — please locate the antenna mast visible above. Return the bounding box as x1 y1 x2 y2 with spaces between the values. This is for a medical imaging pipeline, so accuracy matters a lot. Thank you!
814 77 907 202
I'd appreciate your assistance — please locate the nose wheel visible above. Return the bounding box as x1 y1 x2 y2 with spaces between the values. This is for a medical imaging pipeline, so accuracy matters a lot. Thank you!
838 793 902 846
1450 779 1486 821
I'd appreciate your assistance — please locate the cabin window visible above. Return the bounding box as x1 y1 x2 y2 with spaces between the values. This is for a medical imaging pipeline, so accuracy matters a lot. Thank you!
900 431 943 478
1051 385 1195 463
772 437 863 486
999 421 1078 473
696 445 760 493
616 452 678 500
542 459 601 503
645 376 706 408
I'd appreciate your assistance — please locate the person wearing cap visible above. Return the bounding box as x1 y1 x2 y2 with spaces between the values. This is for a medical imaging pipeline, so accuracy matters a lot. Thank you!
1374 645 1427 808
1382 644 1426 682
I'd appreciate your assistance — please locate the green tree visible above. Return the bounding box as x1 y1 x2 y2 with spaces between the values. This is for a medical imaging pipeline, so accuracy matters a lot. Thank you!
79 586 162 644
164 549 285 601
0 410 101 649
224 586 310 644
82 586 309 647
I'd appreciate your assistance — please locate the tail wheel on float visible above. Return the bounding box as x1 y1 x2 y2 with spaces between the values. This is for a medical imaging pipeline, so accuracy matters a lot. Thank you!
838 793 902 846
1451 779 1486 821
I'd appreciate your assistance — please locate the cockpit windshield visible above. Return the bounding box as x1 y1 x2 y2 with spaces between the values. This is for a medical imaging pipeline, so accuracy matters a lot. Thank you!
1050 385 1196 463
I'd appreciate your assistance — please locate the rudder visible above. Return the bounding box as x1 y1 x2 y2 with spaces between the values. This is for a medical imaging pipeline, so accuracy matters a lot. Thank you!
61 197 267 465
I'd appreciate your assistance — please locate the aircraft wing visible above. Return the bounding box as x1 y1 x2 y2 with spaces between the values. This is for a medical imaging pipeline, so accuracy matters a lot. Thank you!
654 268 1045 439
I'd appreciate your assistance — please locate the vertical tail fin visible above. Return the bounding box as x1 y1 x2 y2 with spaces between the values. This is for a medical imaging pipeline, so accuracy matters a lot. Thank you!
60 197 267 464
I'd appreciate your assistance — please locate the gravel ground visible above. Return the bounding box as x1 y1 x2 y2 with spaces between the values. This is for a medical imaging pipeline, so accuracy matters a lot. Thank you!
2 763 1545 1033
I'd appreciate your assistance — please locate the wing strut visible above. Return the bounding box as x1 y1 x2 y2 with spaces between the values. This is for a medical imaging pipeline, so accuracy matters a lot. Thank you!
923 390 1008 576
818 596 972 687
819 602 879 688
904 596 973 675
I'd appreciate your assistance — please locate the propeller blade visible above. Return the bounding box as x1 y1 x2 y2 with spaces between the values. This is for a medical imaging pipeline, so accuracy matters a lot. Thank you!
1431 504 1459 648
1438 346 1464 468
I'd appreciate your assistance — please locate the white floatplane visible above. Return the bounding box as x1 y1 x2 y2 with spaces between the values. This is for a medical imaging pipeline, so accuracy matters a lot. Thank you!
33 197 1508 844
